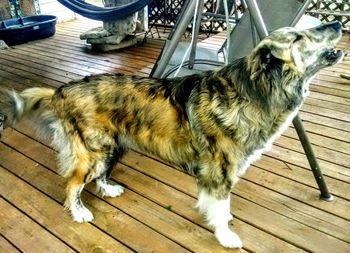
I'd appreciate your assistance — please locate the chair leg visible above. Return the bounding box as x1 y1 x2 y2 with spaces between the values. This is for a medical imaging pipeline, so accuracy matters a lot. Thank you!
292 114 334 201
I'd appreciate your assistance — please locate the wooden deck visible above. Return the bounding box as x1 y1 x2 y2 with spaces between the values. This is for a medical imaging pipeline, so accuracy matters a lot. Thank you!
0 19 350 253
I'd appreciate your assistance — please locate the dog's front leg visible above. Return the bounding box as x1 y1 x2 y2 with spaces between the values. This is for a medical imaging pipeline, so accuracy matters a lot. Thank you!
197 189 242 248
196 171 242 248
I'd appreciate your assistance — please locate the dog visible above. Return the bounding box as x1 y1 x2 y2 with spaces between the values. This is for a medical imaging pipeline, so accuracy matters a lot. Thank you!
0 21 343 248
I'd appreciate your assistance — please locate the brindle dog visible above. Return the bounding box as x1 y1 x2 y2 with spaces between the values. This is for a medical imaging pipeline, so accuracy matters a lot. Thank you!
0 21 343 248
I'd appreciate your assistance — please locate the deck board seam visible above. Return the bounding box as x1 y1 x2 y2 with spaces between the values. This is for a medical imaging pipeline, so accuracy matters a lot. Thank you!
0 194 79 252
0 232 24 253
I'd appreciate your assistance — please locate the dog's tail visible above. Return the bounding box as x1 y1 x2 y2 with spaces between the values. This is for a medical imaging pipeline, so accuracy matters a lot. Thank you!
0 87 56 128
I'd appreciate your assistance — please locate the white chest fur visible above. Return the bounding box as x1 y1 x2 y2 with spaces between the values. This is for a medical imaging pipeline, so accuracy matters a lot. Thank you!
238 105 301 176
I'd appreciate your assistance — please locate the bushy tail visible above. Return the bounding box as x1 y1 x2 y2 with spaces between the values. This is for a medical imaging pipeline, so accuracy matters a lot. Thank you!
0 87 55 127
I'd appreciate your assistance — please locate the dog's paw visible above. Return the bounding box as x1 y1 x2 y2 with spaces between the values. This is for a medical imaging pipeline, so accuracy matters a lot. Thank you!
72 206 94 223
100 184 124 198
215 227 243 249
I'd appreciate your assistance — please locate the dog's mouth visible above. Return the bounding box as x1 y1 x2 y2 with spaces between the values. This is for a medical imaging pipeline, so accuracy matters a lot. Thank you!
323 48 343 64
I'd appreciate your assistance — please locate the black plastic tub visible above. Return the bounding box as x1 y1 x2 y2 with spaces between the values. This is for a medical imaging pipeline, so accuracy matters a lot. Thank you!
0 15 57 46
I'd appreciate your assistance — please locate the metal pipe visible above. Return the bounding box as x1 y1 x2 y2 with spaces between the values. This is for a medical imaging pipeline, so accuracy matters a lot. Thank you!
293 115 333 201
188 0 204 69
244 0 268 38
150 0 197 78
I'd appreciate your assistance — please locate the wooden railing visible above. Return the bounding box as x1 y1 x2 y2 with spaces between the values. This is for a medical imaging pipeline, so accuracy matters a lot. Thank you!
307 0 350 30
148 0 350 32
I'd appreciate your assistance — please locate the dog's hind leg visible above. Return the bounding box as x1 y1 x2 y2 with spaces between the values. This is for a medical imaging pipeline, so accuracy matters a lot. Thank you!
95 144 127 198
196 161 242 248
64 162 94 223
64 147 125 222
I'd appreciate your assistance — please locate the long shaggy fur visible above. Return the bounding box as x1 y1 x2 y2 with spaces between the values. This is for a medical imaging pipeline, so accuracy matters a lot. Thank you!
0 21 343 248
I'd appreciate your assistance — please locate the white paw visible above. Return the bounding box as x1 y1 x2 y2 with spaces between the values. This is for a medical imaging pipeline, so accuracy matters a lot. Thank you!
100 184 124 198
71 206 94 223
215 227 243 249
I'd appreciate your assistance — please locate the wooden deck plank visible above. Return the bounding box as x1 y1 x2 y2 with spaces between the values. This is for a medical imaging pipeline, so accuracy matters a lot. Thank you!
0 63 64 88
301 104 350 123
275 135 350 167
299 111 350 132
12 47 120 75
308 90 350 106
254 155 350 201
0 57 73 84
119 151 350 253
310 82 350 99
15 40 156 75
0 234 21 253
3 132 304 251
265 145 350 181
0 53 82 81
8 47 105 76
292 121 350 143
16 44 142 75
112 164 306 253
36 35 160 64
305 97 350 114
0 48 96 78
0 143 194 253
0 197 75 253
117 162 350 246
316 72 350 84
0 167 133 253
284 127 350 154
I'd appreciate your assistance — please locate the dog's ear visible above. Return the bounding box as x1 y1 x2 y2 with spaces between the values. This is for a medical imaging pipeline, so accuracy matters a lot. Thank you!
269 34 304 71
259 39 296 63
249 43 286 81
249 33 304 80
258 46 290 66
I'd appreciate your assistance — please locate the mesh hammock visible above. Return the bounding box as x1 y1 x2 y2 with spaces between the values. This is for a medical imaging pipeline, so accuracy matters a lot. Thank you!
57 0 151 21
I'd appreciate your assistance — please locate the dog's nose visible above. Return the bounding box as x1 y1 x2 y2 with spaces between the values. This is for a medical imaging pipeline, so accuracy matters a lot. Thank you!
315 21 342 32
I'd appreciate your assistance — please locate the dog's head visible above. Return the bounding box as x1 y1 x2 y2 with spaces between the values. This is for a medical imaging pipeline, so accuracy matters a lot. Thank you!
249 21 343 80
